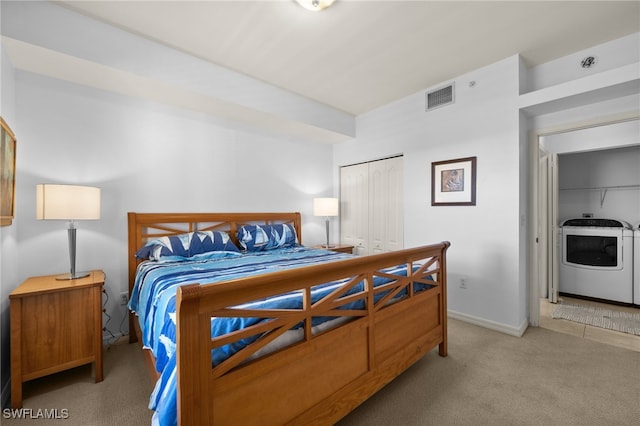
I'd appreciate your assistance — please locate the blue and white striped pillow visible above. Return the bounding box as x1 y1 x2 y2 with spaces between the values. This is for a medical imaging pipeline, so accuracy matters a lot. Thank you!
237 224 298 252
136 230 240 261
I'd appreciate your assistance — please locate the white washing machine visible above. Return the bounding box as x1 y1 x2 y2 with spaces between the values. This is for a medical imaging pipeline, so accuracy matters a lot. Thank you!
634 222 640 305
559 218 633 303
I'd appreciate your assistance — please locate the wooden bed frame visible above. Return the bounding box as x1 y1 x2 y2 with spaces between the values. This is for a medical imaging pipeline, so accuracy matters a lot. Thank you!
127 212 449 425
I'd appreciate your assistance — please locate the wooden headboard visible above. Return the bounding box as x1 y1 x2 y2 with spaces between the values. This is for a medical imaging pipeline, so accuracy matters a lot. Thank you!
126 212 302 341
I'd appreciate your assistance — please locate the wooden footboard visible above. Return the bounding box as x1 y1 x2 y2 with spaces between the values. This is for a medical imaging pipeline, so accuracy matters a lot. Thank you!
128 212 449 425
177 244 448 425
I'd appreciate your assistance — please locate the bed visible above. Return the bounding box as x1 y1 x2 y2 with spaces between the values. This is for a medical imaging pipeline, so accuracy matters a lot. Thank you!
127 212 450 426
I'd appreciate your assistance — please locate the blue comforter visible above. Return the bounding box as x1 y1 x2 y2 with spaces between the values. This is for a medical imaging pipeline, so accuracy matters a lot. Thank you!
129 246 429 426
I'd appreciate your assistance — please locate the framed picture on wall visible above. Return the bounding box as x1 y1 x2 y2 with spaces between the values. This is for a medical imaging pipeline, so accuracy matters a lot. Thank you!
431 156 476 206
1 117 17 226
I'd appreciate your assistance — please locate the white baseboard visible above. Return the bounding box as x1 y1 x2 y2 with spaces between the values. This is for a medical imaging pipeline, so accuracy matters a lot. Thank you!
448 310 529 337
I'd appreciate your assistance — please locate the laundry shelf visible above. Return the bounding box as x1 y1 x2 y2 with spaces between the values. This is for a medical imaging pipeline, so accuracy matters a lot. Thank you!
559 184 640 207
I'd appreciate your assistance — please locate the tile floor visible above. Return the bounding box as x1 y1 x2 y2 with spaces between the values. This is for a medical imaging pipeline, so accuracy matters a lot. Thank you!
539 296 640 353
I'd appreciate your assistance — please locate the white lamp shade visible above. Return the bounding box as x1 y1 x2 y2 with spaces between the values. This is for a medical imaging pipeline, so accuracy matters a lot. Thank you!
36 184 101 220
313 197 339 217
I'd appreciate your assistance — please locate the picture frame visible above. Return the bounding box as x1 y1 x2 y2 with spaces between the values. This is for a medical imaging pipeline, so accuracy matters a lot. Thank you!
431 156 476 206
1 117 17 226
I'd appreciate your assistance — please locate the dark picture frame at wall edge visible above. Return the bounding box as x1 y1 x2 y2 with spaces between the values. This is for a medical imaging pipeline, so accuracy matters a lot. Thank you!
431 156 476 206
1 116 17 226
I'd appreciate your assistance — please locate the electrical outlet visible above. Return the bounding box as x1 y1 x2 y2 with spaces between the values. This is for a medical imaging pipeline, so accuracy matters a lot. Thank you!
120 292 128 305
460 278 467 289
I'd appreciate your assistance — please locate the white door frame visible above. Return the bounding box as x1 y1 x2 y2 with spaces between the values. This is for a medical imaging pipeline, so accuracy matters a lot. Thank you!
547 152 559 303
527 113 640 326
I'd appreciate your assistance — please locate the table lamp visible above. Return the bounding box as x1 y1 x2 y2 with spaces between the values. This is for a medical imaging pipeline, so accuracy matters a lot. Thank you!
313 197 339 248
36 184 101 280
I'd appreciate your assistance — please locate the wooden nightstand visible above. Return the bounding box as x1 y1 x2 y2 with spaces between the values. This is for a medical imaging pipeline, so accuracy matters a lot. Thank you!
9 270 105 409
312 244 354 254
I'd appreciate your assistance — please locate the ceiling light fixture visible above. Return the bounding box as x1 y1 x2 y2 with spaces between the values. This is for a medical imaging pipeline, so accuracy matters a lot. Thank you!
296 0 336 12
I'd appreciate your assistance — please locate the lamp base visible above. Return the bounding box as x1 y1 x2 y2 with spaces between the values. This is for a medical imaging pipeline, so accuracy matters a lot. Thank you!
55 271 91 281
322 244 337 249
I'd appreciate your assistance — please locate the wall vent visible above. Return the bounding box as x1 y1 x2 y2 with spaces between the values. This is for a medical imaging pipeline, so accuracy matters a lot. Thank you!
426 83 454 111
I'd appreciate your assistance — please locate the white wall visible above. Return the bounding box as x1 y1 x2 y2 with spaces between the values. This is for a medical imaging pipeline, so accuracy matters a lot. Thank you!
10 71 335 343
558 145 640 224
335 56 527 334
525 33 640 92
541 119 640 154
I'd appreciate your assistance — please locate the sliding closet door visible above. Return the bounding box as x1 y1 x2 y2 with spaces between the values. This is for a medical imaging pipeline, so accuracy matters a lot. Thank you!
340 163 369 255
369 156 403 253
340 156 403 255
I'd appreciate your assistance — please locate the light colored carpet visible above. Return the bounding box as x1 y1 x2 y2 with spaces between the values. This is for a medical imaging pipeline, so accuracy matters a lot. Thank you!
339 319 640 426
2 337 154 425
552 302 640 336
3 319 639 426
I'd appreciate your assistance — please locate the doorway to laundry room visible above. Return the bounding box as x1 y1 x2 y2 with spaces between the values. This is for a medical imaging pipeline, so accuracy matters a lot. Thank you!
534 119 640 351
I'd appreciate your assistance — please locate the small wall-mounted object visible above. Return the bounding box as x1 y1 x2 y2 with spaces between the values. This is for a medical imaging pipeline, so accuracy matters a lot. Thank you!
426 83 455 111
581 56 597 69
0 117 17 227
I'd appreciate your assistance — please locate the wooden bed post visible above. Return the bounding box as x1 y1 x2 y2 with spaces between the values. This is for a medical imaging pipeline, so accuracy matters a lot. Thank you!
176 283 210 426
127 212 141 343
439 241 450 357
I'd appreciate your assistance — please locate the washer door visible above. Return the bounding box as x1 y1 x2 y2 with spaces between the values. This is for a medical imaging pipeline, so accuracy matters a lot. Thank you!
562 228 623 271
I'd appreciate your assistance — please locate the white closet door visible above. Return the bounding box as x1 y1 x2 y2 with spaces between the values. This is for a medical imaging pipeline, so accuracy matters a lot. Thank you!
340 163 369 255
369 156 403 253
340 157 404 256
384 156 404 252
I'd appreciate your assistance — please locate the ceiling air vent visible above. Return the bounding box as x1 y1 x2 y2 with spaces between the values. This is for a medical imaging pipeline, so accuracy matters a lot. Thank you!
426 83 454 111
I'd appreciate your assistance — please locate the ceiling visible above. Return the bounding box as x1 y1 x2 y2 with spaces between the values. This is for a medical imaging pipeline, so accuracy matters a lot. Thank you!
56 0 640 116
